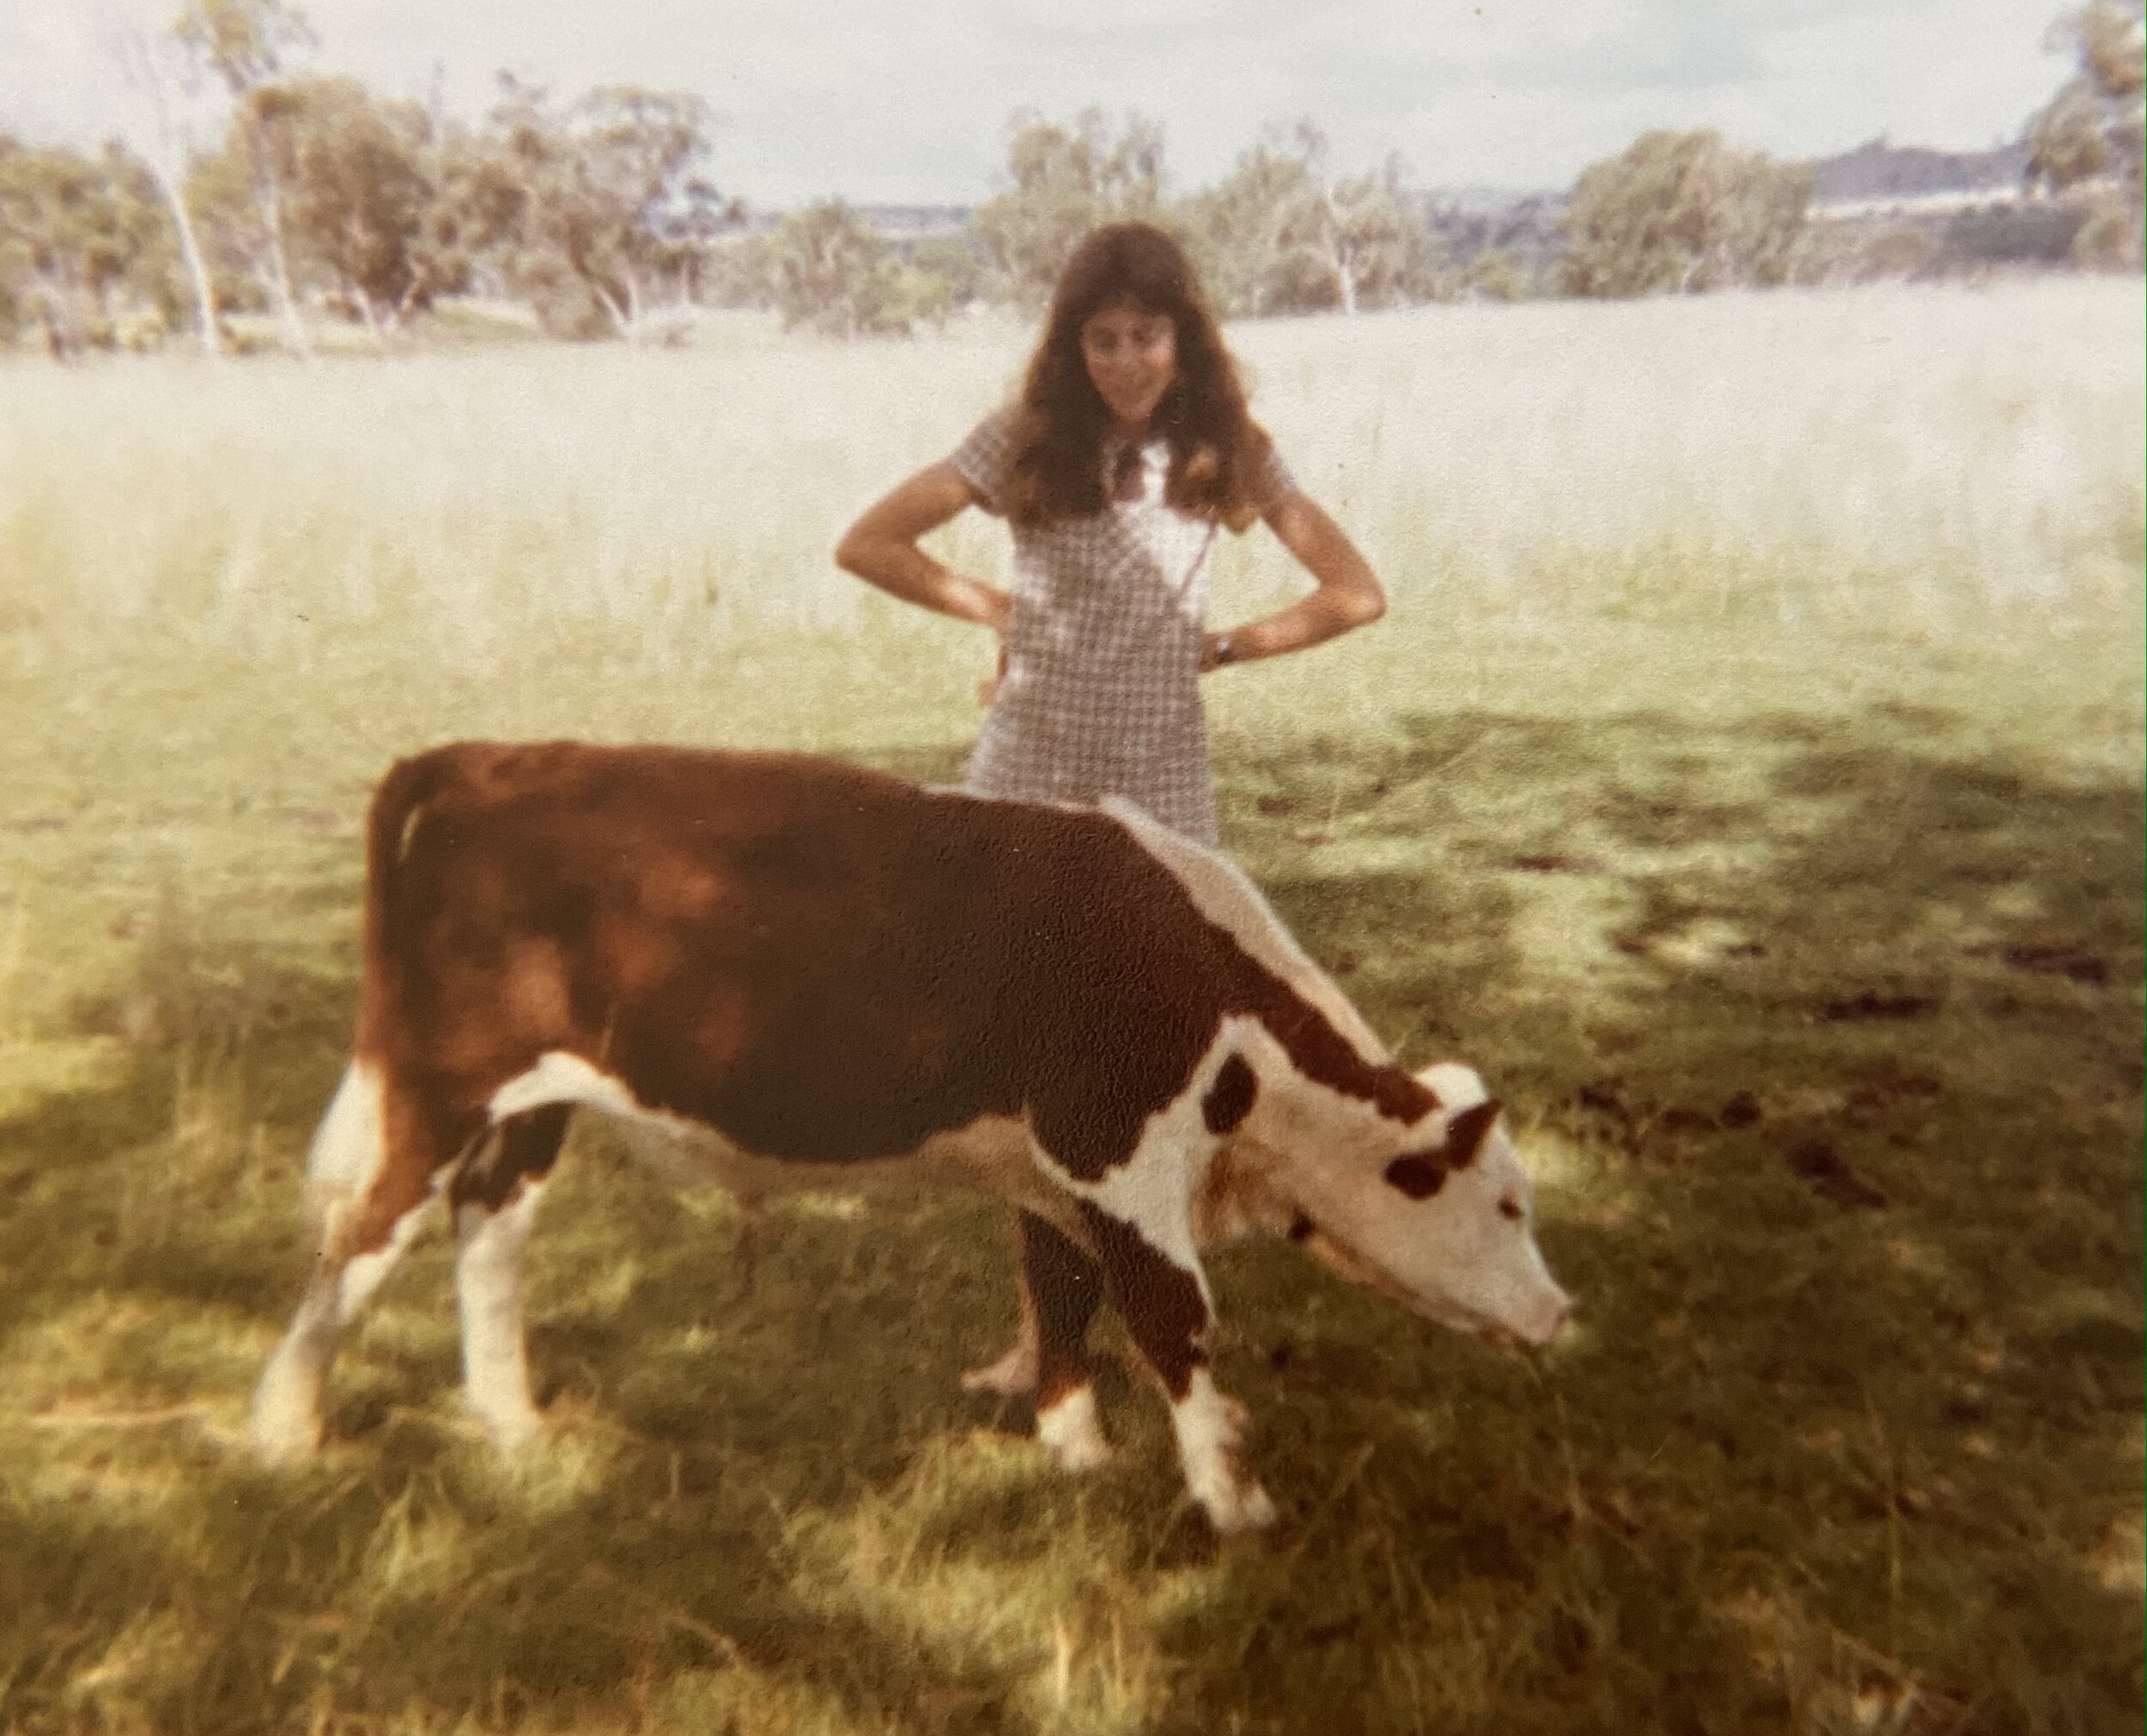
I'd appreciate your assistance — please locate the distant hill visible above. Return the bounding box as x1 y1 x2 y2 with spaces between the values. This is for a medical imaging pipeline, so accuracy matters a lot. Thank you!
1809 138 2030 210
1799 137 2087 278
854 204 971 240
731 203 971 240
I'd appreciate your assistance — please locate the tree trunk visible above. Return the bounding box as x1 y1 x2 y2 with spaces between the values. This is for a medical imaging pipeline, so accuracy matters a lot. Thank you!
1317 184 1359 315
34 267 87 361
591 282 631 341
351 285 386 352
252 151 311 360
146 156 222 360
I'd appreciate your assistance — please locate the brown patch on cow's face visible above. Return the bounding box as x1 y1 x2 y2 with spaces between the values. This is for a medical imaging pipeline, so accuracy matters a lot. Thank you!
1202 1053 1256 1135
1384 1155 1445 1199
1445 1100 1501 1166
1384 1099 1502 1201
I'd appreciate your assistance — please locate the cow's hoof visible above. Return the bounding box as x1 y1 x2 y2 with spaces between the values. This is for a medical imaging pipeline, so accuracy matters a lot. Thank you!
960 1340 1039 1398
250 1375 324 1462
1036 1386 1111 1472
251 1410 323 1462
1201 1478 1278 1537
475 1405 548 1454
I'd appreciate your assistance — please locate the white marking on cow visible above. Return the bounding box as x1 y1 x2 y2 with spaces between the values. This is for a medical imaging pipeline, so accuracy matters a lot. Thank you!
306 1059 387 1215
490 1052 641 1123
252 1284 339 1460
1066 1039 1233 1290
251 1132 435 1459
1415 1060 1488 1114
337 1189 431 1316
1100 797 1390 1065
1171 1368 1275 1533
1036 1384 1111 1472
456 1181 548 1449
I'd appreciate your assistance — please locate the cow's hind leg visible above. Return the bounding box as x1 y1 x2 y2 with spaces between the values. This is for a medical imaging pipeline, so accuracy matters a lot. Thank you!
960 1213 1043 1398
252 1060 456 1459
1018 1213 1110 1472
1080 1203 1275 1535
448 1104 571 1450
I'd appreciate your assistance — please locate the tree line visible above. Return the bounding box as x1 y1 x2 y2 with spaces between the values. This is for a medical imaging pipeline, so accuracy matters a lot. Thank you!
3 0 2138 357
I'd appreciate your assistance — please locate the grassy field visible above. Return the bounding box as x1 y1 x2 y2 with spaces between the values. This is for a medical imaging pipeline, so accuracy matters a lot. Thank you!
0 277 2141 1735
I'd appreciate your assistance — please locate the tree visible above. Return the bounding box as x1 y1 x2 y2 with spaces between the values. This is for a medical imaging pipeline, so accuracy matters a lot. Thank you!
1275 124 1431 314
0 136 177 355
1560 129 1811 297
972 108 1165 307
1184 136 1329 316
263 76 436 340
904 234 986 319
477 78 733 341
2024 2 2144 264
1187 122 1434 315
106 6 223 356
175 0 317 355
766 201 909 336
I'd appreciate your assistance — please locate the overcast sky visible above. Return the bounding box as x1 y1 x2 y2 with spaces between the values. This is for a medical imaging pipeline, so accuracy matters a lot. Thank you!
1 0 2069 203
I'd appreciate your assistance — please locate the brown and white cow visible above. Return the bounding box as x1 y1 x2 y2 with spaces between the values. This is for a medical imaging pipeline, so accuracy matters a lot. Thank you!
252 742 1571 1533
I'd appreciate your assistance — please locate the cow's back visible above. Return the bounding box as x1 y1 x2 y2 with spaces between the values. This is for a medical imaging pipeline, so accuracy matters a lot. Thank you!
365 743 1241 1173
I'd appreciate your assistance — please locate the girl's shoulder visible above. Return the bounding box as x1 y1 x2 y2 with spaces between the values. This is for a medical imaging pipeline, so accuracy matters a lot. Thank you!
949 404 1037 517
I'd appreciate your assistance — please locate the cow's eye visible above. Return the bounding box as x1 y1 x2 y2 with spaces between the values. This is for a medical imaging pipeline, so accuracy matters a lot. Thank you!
1385 1156 1444 1199
1498 1196 1524 1222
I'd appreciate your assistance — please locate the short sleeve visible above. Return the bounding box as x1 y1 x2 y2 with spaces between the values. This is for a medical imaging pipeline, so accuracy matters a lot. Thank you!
1223 434 1299 533
949 406 1021 517
1252 439 1298 513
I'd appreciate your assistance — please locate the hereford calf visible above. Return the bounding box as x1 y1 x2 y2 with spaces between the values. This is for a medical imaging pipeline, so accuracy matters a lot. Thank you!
252 743 1571 1533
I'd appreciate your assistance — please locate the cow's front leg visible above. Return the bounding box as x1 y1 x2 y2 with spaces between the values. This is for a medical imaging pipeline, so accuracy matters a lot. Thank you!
1080 1203 1275 1534
1018 1212 1110 1472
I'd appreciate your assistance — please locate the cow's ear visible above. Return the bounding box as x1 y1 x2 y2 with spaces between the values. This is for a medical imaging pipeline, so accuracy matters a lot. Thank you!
1413 1061 1487 1108
1444 1100 1502 1168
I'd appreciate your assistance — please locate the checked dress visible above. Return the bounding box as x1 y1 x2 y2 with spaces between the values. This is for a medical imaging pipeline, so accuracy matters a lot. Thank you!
950 407 1296 846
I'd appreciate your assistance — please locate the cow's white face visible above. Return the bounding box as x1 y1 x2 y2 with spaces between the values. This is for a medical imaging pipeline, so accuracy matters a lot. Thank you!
1292 1064 1572 1347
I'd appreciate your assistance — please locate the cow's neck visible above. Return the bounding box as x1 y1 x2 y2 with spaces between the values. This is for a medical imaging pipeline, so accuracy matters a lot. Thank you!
1197 1018 1426 1235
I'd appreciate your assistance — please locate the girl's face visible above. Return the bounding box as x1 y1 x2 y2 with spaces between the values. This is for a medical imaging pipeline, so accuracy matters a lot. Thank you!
1080 298 1177 432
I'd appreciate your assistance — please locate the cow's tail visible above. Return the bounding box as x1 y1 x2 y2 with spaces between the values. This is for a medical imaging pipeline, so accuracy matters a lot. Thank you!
354 746 459 1057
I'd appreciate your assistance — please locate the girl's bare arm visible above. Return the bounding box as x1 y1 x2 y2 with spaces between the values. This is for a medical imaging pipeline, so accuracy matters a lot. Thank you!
1202 492 1387 670
834 462 1010 634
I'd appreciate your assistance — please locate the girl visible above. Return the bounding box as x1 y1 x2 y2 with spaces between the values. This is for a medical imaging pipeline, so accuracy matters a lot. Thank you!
834 221 1389 1400
836 220 1387 848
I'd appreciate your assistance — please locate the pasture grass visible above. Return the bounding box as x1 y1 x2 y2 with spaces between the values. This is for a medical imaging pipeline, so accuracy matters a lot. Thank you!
0 278 2141 1733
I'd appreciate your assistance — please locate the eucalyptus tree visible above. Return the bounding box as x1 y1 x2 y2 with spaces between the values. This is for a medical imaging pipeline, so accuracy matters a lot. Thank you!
1560 130 1811 298
174 0 316 355
972 107 1167 307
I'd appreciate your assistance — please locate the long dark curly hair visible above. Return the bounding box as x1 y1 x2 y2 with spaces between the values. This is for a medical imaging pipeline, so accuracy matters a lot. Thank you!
1001 222 1275 531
